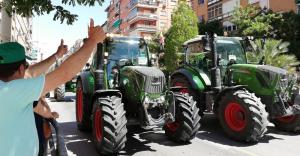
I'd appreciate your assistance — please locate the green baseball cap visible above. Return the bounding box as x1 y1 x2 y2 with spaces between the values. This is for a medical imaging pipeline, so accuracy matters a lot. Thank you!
0 42 26 64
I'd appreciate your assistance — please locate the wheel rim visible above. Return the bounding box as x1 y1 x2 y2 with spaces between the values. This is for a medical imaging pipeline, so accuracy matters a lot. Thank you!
276 102 297 123
166 122 180 132
76 87 83 122
94 108 103 142
277 115 296 123
224 102 247 131
174 82 189 93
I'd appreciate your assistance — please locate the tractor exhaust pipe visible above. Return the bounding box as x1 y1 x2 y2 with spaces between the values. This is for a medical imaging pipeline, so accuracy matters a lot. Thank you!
205 33 222 91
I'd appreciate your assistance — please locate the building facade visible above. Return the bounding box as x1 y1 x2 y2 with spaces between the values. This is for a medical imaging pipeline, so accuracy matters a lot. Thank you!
0 1 33 56
191 0 299 33
105 0 179 37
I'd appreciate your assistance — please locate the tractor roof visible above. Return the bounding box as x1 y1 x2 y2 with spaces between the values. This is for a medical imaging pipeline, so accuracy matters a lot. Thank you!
183 35 243 46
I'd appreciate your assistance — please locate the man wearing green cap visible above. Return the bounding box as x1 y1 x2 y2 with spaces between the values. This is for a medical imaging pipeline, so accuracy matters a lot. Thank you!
0 19 105 156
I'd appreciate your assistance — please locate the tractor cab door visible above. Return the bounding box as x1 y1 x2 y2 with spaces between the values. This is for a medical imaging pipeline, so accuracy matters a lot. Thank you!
215 39 247 78
185 41 210 73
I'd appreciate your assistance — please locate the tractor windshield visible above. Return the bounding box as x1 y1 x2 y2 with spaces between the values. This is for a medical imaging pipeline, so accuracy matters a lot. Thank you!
216 39 247 65
107 38 149 65
106 37 149 82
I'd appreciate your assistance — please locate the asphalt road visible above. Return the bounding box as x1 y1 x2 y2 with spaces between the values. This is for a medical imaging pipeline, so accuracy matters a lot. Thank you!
48 93 300 156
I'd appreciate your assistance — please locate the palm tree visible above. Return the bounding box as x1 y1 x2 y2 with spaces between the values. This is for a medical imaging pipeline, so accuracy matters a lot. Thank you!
246 39 300 72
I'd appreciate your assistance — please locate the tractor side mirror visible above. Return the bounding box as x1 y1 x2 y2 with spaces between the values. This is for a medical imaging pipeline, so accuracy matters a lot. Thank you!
202 37 211 52
150 53 157 66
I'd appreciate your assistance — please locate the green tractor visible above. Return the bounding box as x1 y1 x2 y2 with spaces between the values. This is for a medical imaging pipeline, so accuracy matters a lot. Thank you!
75 35 201 154
171 33 300 142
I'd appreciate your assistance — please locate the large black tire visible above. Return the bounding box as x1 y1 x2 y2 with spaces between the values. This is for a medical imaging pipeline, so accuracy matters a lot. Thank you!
171 75 204 115
218 89 268 143
164 93 201 143
76 80 92 131
92 96 127 155
171 76 199 101
273 114 300 132
54 85 65 101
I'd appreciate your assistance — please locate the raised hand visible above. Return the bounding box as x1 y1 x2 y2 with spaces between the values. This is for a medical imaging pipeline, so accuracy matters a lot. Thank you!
88 18 105 43
55 39 68 58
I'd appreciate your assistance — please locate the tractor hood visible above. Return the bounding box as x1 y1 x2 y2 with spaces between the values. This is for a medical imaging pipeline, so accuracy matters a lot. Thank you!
228 64 297 98
120 66 166 94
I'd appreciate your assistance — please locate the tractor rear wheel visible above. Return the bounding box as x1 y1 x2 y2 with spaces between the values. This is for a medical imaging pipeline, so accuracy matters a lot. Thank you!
92 96 127 155
164 93 201 143
76 80 91 131
218 89 268 143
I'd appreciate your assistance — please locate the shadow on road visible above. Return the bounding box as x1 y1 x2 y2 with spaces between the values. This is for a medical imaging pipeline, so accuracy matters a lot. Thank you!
58 122 97 156
196 114 284 147
120 125 157 155
48 95 75 102
58 122 188 156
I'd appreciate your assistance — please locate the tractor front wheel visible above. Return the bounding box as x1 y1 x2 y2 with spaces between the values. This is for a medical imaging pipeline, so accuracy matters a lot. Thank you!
92 96 127 155
218 89 268 143
273 113 300 132
164 93 201 143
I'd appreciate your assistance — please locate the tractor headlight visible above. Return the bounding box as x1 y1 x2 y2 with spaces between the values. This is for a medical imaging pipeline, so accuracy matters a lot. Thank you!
160 96 165 103
144 96 150 104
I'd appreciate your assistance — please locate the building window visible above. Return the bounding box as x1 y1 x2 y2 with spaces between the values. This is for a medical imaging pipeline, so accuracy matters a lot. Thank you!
198 0 204 5
160 22 166 29
208 3 222 20
198 16 204 22
160 11 167 16
232 25 237 31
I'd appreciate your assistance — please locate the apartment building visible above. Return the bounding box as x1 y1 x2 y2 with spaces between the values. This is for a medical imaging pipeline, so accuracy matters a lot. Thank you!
105 0 179 37
0 3 33 56
191 0 299 33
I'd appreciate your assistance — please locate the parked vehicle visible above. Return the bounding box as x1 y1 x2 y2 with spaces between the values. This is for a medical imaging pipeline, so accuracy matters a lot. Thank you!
171 33 300 142
75 35 201 154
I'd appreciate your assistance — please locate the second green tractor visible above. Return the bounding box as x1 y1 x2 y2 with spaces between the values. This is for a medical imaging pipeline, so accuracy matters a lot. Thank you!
171 34 300 142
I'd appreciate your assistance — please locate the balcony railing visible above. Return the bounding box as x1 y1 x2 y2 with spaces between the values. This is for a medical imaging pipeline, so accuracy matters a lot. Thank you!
128 0 158 10
127 12 158 23
130 24 157 32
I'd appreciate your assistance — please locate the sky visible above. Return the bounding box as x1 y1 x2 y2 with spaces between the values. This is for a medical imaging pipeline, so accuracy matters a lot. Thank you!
32 0 109 58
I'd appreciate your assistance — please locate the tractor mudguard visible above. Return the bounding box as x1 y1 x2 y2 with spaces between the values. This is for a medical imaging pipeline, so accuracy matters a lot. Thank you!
170 86 188 93
214 85 247 110
171 68 206 91
93 90 122 103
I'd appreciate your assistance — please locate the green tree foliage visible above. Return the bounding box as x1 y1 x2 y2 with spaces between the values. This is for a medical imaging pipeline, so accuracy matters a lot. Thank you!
0 0 104 25
272 11 300 59
247 39 300 72
198 20 224 36
232 5 282 37
164 2 198 72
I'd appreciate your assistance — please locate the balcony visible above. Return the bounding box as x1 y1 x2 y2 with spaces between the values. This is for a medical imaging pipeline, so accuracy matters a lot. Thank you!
128 0 158 10
127 12 158 23
129 24 157 33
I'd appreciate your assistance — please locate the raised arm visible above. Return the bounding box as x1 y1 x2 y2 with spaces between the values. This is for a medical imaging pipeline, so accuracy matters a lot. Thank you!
41 19 105 96
25 40 68 78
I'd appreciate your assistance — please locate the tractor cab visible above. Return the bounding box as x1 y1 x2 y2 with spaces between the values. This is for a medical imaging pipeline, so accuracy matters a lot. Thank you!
90 35 151 89
104 36 150 88
183 35 247 77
